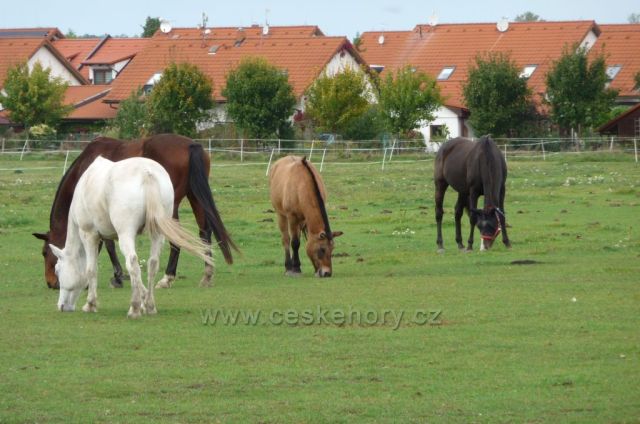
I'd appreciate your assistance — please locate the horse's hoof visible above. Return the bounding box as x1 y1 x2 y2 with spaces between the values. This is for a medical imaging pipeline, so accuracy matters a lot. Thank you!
155 275 175 289
127 308 142 319
110 277 123 289
146 304 157 315
437 248 445 254
464 247 473 253
82 303 97 313
285 270 302 277
199 277 213 288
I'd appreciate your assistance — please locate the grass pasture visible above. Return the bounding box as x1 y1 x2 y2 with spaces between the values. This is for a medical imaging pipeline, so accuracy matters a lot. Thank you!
0 151 639 423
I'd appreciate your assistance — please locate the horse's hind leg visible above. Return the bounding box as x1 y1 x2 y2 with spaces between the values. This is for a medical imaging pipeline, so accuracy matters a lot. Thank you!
145 234 163 315
434 179 448 252
156 208 180 289
277 214 295 276
119 235 145 319
454 193 466 250
188 195 214 287
104 239 126 288
288 218 303 275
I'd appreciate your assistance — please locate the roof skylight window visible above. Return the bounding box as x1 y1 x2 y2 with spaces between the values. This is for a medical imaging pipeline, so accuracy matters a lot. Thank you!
437 67 455 81
519 65 537 79
606 65 622 81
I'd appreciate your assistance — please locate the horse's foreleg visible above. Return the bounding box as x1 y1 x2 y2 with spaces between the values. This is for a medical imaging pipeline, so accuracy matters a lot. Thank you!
288 218 303 275
119 236 145 319
434 180 447 252
467 191 480 251
454 193 466 250
499 184 512 248
81 231 100 313
104 239 126 288
156 208 180 289
277 214 294 275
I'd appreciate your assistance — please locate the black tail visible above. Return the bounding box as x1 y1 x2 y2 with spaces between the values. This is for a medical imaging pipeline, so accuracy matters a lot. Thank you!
188 144 238 264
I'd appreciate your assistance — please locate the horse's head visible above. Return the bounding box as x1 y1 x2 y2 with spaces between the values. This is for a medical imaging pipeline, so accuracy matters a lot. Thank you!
49 244 84 312
471 207 504 250
306 230 344 278
33 232 60 289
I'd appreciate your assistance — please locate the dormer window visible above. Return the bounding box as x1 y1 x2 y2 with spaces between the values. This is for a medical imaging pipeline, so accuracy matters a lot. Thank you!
519 65 537 79
606 65 622 81
143 72 163 94
437 66 455 81
92 67 113 85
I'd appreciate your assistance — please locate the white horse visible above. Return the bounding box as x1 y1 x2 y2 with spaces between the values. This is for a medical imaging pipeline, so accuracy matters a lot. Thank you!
50 156 214 318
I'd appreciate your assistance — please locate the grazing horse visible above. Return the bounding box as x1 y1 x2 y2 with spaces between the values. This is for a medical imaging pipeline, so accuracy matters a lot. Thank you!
33 134 236 289
269 156 343 277
52 156 214 318
434 136 511 251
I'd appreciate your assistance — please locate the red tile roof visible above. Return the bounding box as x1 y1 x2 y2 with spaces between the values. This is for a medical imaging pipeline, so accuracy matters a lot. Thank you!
0 28 63 40
0 38 44 86
52 38 103 79
81 37 150 65
359 21 599 109
106 35 361 103
591 24 640 100
64 86 116 120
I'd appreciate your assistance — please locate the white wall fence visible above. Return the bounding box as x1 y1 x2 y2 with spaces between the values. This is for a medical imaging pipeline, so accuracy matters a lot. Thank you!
0 136 638 175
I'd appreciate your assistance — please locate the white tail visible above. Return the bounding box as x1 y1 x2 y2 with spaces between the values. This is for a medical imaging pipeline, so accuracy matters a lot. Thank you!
144 174 214 267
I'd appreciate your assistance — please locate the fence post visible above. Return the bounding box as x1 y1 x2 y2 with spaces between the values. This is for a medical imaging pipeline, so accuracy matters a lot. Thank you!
20 139 29 161
609 136 614 152
208 138 211 154
240 138 244 162
320 148 327 172
63 150 70 176
266 148 275 176
1 137 4 153
382 148 388 171
634 138 638 163
309 140 315 162
540 139 546 161
503 144 508 165
388 139 397 162
278 138 281 154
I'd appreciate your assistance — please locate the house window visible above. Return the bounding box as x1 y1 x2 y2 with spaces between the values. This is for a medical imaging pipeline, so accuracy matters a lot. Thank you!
437 67 455 81
519 65 537 79
635 118 640 137
143 72 163 95
606 65 622 81
93 69 113 85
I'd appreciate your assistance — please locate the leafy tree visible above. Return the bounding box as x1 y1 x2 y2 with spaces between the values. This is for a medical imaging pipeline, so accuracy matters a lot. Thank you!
222 57 297 139
634 70 640 90
65 29 77 38
145 62 213 137
342 104 383 141
378 65 443 138
141 17 161 38
628 13 640 23
514 12 543 22
305 67 370 135
462 52 533 137
113 87 147 139
545 45 618 135
0 62 71 132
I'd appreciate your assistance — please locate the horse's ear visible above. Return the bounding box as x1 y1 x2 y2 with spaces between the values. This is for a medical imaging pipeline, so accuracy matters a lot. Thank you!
332 231 344 238
49 244 64 259
33 232 49 241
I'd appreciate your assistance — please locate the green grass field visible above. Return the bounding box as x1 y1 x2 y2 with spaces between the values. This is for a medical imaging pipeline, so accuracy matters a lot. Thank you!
0 151 638 423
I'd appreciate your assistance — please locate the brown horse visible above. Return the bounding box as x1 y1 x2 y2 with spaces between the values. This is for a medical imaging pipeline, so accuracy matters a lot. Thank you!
269 156 343 277
33 134 237 289
434 136 511 252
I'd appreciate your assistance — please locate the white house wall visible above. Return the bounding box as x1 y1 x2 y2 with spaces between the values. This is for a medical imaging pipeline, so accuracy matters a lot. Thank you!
419 106 469 141
29 47 82 85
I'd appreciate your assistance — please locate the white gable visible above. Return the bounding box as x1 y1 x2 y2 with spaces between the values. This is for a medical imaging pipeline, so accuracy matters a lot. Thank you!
28 46 82 86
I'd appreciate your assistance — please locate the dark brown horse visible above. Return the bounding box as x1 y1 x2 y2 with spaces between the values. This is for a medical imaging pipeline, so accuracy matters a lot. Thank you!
33 134 237 289
434 136 511 252
269 156 343 277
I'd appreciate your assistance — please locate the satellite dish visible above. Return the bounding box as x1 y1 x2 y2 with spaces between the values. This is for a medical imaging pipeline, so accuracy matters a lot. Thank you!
378 34 385 45
428 13 439 27
263 24 270 36
204 28 211 35
160 19 172 34
496 18 509 32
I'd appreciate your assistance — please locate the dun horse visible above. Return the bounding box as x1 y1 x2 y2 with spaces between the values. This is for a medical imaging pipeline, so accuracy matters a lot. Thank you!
52 156 214 318
33 134 236 289
269 156 343 277
434 136 511 251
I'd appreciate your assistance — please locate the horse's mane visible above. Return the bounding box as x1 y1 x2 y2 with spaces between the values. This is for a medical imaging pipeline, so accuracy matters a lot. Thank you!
300 157 333 239
49 150 88 228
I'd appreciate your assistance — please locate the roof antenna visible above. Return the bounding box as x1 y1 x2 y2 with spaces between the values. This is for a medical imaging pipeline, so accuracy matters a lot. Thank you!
198 12 210 46
263 8 270 36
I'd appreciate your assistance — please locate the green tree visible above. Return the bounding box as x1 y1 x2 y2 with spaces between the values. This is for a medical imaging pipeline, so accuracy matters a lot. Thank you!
462 52 533 137
514 12 543 22
378 65 443 138
222 57 296 139
634 70 640 90
305 67 370 135
0 62 71 132
628 13 640 23
141 17 161 38
146 62 213 137
545 45 618 135
113 87 147 139
65 29 78 38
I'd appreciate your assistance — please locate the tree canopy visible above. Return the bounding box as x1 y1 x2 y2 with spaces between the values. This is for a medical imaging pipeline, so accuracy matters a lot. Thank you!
514 12 543 22
222 57 297 139
545 45 618 134
304 67 370 135
141 17 161 38
377 65 443 138
0 62 71 130
145 62 213 137
112 88 147 139
462 52 533 137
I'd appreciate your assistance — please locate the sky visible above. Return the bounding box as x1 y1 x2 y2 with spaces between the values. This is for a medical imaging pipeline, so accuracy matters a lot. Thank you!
2 0 638 39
